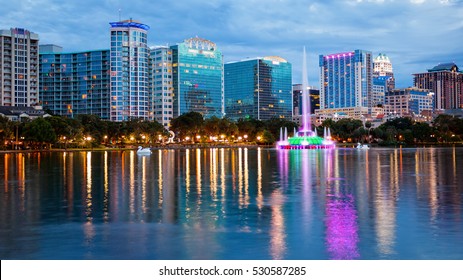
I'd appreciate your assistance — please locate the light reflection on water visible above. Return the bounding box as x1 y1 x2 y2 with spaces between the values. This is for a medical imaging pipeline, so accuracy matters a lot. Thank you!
0 147 462 260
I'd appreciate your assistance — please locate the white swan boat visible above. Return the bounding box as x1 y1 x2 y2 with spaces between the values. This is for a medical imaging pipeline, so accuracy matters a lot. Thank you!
356 143 370 150
137 146 152 155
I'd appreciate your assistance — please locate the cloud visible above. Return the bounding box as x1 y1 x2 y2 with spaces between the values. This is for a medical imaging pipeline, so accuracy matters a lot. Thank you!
0 0 461 88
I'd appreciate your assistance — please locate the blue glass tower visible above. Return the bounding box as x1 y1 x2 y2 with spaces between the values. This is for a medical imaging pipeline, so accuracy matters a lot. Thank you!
319 50 372 109
225 56 292 120
109 19 150 121
171 37 223 118
39 45 110 119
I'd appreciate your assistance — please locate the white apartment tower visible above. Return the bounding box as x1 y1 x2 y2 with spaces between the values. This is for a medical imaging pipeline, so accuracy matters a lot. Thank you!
0 28 39 107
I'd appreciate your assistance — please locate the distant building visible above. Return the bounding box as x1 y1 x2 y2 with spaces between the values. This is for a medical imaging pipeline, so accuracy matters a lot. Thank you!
372 76 393 106
39 45 110 119
292 84 319 115
319 50 372 115
225 56 292 121
385 87 434 118
171 37 223 118
0 106 50 121
0 28 40 107
373 53 395 91
315 106 369 122
109 19 150 121
413 63 463 110
149 46 173 128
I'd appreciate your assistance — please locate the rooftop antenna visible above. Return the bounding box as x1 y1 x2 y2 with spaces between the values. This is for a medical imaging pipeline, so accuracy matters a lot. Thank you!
118 9 121 21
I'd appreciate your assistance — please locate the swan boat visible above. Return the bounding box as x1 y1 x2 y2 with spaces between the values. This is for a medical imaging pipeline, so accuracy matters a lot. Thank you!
137 146 152 155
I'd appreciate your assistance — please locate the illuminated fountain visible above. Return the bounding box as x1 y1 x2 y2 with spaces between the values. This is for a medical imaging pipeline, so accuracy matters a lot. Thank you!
277 48 335 150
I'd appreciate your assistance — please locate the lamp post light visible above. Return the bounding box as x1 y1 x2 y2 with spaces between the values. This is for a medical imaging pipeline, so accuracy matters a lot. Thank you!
244 134 248 142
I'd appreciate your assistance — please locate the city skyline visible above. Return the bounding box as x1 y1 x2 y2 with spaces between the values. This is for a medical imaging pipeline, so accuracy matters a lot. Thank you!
1 0 462 89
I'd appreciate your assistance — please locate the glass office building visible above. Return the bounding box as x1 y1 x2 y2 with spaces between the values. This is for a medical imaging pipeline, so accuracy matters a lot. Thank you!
319 50 372 109
39 45 110 119
109 19 150 121
225 56 292 120
171 37 223 118
149 46 173 128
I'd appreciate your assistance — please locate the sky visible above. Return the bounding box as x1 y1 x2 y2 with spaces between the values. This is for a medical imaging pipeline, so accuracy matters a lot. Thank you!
1 0 462 88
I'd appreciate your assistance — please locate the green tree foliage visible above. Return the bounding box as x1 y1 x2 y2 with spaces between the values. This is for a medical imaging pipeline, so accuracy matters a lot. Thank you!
170 112 204 140
0 116 14 148
257 129 275 145
433 114 463 142
23 117 57 149
236 118 265 140
331 118 363 142
77 114 105 145
264 117 298 141
412 122 432 143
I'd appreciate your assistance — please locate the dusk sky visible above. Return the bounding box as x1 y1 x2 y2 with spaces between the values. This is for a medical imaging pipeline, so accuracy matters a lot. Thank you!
2 0 462 88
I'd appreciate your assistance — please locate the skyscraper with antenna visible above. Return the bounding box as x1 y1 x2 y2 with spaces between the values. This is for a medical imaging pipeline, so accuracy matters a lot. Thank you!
109 19 150 121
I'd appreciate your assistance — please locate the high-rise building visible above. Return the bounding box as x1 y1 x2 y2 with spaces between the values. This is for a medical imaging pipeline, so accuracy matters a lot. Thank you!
0 28 39 107
225 56 292 121
319 50 372 110
373 53 395 90
39 45 110 119
372 76 392 106
109 19 150 121
292 84 319 126
292 84 319 115
413 63 463 110
385 87 434 117
373 53 393 77
149 46 173 128
171 37 223 118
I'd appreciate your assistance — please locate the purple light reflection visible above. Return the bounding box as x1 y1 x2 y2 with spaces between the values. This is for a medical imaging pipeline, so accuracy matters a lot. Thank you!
323 149 360 260
325 194 360 260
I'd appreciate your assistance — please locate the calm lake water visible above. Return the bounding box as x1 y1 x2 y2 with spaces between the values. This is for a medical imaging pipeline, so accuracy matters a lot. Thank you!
0 147 462 260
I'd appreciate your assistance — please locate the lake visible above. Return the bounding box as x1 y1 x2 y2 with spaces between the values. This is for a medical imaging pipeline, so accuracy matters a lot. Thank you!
0 147 462 259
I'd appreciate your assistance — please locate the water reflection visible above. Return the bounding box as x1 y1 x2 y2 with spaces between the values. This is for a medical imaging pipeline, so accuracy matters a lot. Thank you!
0 148 462 259
323 149 359 260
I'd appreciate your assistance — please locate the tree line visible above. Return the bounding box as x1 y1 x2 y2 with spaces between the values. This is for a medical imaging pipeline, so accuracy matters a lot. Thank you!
0 112 461 150
321 114 463 145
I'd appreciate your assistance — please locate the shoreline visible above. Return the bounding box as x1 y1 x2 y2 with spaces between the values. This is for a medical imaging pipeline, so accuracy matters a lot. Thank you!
1 142 462 154
0 143 262 154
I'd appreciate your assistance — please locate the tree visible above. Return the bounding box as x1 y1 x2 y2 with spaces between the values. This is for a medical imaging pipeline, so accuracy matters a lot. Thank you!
77 114 105 146
170 112 204 141
23 117 57 149
264 117 298 142
257 129 275 144
236 118 264 140
0 116 14 149
332 118 363 142
412 122 432 143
